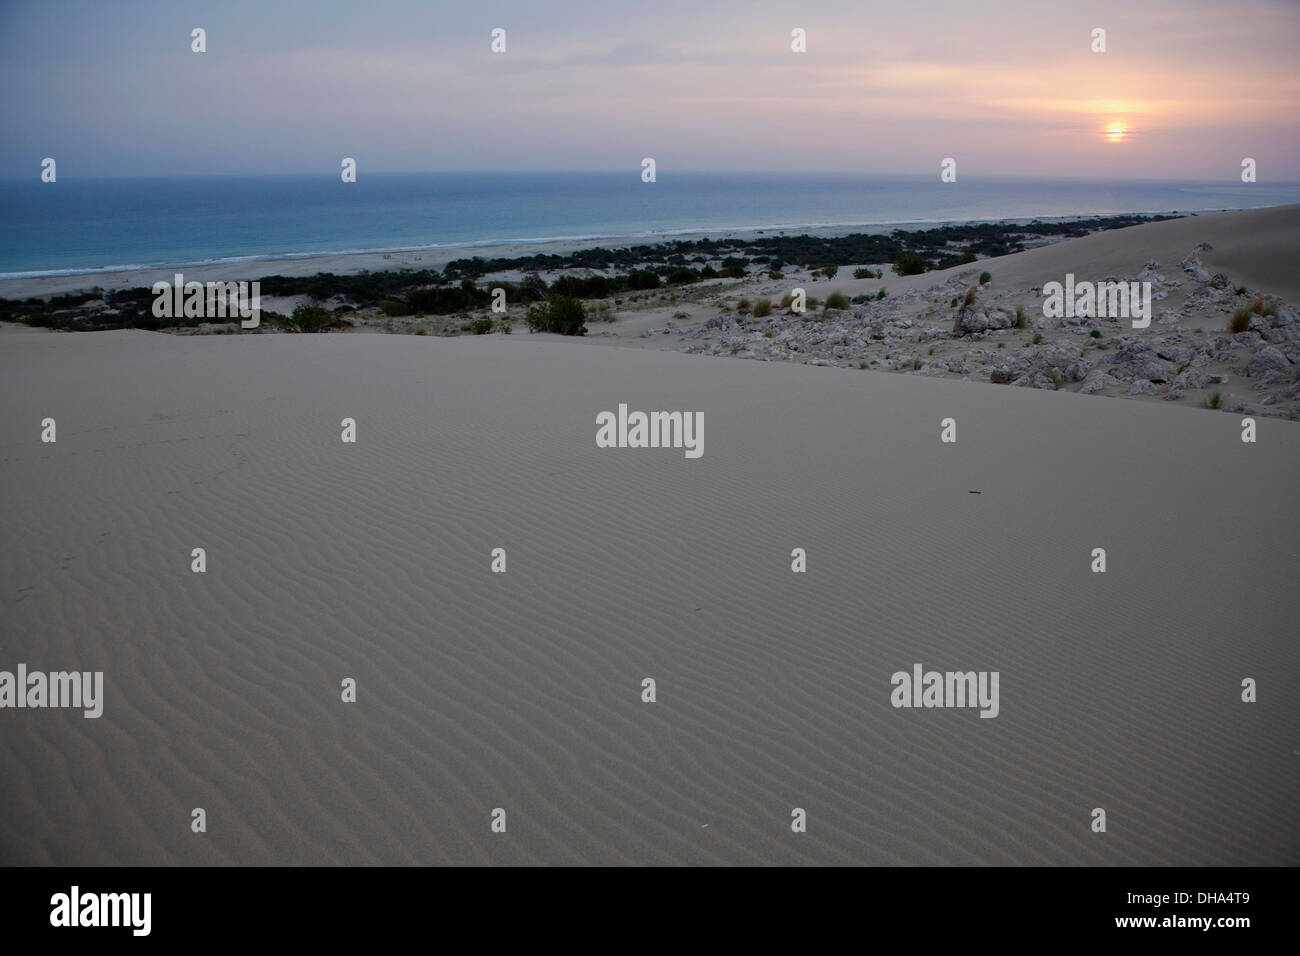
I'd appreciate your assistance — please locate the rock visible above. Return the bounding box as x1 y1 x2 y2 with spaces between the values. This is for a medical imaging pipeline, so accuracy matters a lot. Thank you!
1172 369 1210 391
1180 255 1210 281
1079 370 1122 395
990 367 1015 384
1246 345 1292 378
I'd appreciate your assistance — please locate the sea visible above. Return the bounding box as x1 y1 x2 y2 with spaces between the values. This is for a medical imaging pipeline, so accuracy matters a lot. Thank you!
1 171 1297 279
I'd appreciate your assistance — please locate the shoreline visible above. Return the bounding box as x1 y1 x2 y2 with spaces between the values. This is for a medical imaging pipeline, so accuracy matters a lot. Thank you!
0 206 1255 299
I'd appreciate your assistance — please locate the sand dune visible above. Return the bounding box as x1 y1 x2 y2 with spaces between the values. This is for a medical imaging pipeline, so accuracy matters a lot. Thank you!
2 326 1297 865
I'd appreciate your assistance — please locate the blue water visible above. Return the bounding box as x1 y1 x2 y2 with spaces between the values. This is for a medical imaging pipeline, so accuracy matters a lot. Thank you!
1 172 1296 278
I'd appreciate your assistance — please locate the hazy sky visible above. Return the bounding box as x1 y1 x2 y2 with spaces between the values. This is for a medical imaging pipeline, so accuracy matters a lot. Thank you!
2 0 1297 179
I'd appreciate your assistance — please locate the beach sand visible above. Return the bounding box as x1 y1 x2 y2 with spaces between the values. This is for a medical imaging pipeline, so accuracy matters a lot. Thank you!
2 317 1297 864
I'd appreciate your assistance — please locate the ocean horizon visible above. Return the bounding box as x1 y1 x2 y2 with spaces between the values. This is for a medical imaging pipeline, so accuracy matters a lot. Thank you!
2 171 1298 279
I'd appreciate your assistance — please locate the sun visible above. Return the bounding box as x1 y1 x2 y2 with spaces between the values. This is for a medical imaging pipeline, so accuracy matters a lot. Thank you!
1105 122 1128 144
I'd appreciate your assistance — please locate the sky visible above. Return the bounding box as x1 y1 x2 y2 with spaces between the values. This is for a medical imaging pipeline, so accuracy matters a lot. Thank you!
1 0 1297 179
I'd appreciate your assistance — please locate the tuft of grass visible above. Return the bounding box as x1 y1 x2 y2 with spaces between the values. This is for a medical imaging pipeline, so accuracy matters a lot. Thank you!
1049 368 1063 389
960 287 978 311
853 268 874 279
1032 332 1044 344
825 291 851 311
1015 305 1026 329
737 297 752 314
928 346 935 355
912 358 923 370
951 297 959 308
859 361 868 369
997 342 1005 348
876 289 887 300
1207 391 1223 409
752 297 772 317
1090 329 1102 338
1229 305 1253 333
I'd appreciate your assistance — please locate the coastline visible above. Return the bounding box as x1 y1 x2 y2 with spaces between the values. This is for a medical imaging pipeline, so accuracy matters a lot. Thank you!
0 207 1251 300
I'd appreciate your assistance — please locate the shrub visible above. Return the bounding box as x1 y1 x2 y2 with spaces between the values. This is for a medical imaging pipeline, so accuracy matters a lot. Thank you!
288 304 337 332
737 297 752 313
1032 332 1044 344
1229 305 1253 333
979 271 992 285
853 268 874 279
821 264 839 279
1090 329 1102 338
525 296 587 335
1015 305 1026 329
876 289 887 300
825 291 851 311
893 251 928 276
627 270 660 290
1207 391 1223 409
469 318 494 335
951 297 959 308
768 271 784 280
721 265 747 278
753 298 772 317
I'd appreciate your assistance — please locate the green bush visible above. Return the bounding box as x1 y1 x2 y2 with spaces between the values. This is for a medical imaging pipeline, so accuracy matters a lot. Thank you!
821 264 839 279
893 252 928 276
979 271 992 285
525 296 588 335
825 291 851 311
288 304 338 332
627 270 660 290
853 268 874 279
